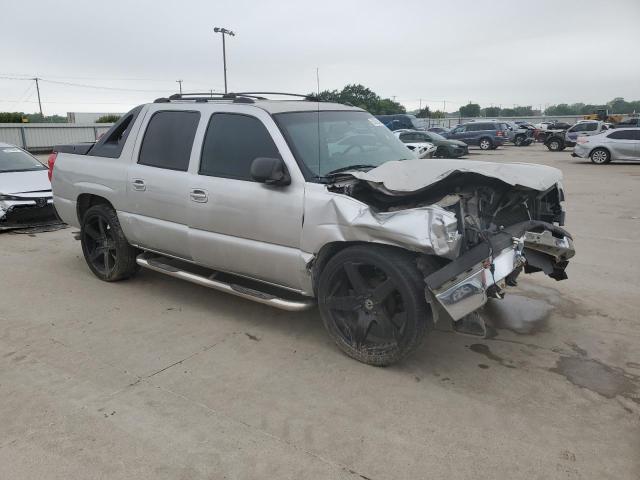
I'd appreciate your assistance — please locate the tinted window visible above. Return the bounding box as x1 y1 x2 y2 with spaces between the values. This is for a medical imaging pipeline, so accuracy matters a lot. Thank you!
608 130 640 140
138 111 200 171
399 133 413 143
583 123 598 132
200 113 280 180
91 105 143 158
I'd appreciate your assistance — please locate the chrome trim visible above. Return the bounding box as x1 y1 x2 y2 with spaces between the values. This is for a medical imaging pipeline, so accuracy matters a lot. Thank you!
136 254 315 312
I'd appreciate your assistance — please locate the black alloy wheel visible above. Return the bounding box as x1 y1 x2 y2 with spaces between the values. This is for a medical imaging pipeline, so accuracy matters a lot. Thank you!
318 245 434 366
80 204 139 281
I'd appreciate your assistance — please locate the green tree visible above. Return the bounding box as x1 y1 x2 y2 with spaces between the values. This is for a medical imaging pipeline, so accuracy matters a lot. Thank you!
0 112 25 123
430 110 445 118
314 84 405 115
482 106 501 117
415 106 431 118
96 114 121 123
459 103 480 117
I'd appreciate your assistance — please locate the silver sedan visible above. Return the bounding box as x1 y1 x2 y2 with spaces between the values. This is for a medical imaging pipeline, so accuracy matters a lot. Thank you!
572 128 640 164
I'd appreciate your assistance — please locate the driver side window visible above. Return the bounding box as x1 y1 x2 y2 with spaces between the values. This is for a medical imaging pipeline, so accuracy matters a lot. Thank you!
199 113 280 181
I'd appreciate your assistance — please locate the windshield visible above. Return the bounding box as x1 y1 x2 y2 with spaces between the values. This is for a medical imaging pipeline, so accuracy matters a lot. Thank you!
275 111 414 178
0 147 46 173
427 132 446 141
408 116 423 129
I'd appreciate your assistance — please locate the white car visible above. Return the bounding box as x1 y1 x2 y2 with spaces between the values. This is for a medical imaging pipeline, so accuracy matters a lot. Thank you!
0 143 56 230
572 128 640 164
392 130 437 158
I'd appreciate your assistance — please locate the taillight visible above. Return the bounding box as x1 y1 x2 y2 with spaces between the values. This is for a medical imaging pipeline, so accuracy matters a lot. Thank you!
496 130 504 137
47 152 57 181
576 136 588 144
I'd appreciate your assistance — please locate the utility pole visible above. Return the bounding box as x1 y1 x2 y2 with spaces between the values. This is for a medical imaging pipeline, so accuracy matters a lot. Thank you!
443 100 446 114
33 77 43 117
213 27 235 94
419 98 422 110
176 80 183 94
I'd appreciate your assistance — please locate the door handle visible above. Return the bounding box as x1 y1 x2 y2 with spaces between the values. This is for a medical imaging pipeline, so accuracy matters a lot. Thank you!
190 189 208 203
132 179 146 191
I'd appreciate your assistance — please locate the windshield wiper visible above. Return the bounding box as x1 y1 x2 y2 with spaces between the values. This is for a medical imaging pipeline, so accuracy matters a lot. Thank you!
323 164 377 176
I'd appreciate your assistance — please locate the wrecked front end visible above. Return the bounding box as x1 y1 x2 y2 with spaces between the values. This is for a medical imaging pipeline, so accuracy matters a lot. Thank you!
0 194 58 231
314 159 575 326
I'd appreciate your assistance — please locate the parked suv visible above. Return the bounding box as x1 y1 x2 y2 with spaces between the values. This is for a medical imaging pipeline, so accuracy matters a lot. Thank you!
444 121 509 150
375 114 423 131
50 93 574 366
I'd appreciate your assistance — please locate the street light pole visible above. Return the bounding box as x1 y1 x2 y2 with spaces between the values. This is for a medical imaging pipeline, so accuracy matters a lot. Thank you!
176 79 183 94
213 27 235 94
33 77 43 117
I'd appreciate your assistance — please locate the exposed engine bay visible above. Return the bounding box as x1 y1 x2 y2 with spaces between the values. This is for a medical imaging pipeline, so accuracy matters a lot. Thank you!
321 159 575 326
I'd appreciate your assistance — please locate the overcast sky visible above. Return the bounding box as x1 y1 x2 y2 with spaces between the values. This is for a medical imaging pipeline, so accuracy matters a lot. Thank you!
1 0 639 115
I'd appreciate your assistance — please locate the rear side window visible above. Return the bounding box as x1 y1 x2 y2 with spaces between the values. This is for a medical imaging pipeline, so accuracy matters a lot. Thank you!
90 105 143 158
583 123 598 132
138 111 200 171
608 130 640 140
199 113 280 181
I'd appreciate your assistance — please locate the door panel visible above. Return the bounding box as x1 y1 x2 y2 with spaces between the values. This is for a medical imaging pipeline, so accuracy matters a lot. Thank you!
188 177 305 288
124 109 200 259
187 111 306 289
126 165 192 258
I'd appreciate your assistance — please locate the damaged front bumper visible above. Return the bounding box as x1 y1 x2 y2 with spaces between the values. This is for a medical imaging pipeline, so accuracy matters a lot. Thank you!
424 221 575 322
0 198 59 231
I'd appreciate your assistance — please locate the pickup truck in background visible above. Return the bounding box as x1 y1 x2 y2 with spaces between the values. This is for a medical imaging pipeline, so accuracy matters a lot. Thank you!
50 93 575 366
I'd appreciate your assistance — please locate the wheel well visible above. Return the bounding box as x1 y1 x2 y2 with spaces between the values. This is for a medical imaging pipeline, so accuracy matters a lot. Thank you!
76 194 113 223
590 146 610 157
310 241 432 294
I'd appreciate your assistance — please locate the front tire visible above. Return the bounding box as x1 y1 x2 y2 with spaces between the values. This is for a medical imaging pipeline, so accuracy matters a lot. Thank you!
80 204 139 281
317 245 433 366
479 138 493 150
547 138 564 151
514 135 524 146
590 148 610 164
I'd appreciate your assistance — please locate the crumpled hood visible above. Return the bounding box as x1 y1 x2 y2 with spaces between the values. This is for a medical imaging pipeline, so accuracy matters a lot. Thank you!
349 158 562 194
0 170 51 196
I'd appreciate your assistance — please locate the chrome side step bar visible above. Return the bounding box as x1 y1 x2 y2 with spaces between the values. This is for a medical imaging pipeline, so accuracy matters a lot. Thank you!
136 254 315 312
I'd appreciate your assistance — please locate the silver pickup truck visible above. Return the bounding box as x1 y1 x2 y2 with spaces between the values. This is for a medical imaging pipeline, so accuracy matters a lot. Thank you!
51 93 575 366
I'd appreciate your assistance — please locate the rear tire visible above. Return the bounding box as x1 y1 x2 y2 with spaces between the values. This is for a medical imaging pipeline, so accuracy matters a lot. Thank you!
479 138 493 150
317 245 434 366
80 204 139 282
514 135 524 146
590 148 611 164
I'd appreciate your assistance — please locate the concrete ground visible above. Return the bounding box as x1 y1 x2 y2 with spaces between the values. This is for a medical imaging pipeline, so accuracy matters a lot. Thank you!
1 145 638 479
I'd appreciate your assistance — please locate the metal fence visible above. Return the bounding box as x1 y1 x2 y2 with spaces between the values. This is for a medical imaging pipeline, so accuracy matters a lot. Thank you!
416 115 591 129
0 123 113 152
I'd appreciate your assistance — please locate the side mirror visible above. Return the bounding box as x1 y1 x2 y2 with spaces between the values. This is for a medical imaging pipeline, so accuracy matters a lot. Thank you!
250 157 290 186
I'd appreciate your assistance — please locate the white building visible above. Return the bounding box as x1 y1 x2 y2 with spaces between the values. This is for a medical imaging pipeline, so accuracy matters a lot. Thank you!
67 112 123 124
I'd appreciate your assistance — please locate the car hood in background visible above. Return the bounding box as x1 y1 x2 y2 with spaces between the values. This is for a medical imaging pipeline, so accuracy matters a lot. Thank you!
349 158 562 195
0 169 51 196
445 139 467 148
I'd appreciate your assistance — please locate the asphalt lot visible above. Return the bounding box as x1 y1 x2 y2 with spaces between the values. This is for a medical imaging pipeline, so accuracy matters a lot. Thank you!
1 144 639 479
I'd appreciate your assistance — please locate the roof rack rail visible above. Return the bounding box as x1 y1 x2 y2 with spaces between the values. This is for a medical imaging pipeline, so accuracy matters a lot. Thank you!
154 91 319 104
235 92 319 101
